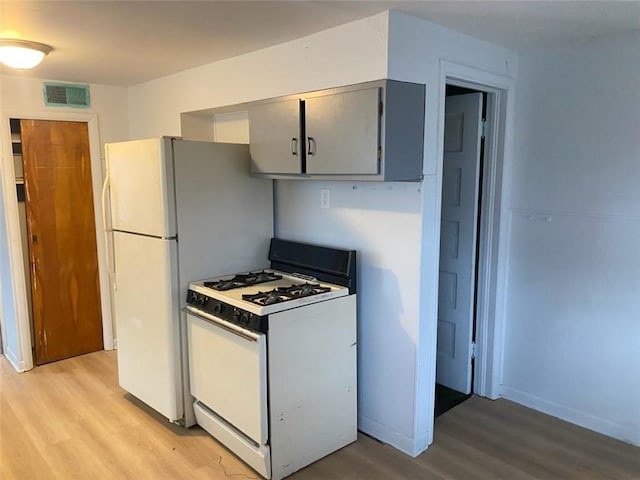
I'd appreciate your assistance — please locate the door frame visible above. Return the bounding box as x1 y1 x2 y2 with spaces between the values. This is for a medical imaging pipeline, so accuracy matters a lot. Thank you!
0 111 114 372
435 60 515 401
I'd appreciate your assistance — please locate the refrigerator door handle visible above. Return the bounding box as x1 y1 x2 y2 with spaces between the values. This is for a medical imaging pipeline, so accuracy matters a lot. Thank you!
101 170 116 289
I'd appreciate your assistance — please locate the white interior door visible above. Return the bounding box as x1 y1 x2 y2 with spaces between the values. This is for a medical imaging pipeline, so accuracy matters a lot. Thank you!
436 92 483 394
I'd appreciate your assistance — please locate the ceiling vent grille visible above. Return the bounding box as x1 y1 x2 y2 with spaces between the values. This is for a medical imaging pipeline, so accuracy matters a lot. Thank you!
43 82 91 108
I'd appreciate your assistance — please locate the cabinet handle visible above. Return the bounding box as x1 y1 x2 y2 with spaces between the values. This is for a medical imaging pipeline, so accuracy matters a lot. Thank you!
290 138 298 155
307 137 316 156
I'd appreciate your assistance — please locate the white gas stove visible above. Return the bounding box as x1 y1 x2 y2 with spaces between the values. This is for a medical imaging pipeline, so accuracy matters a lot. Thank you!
188 269 349 318
184 239 357 480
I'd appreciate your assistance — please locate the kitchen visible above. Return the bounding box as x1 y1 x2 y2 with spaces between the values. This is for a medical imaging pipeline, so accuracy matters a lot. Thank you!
1 4 639 479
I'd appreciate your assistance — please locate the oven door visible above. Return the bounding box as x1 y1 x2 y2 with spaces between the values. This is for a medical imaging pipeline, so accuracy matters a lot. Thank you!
185 307 268 445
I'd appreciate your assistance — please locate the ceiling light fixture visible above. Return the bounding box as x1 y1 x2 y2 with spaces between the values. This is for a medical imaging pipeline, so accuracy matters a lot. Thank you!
0 39 52 69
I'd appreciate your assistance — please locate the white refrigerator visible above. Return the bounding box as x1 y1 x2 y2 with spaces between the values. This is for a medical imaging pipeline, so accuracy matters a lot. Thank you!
103 137 273 426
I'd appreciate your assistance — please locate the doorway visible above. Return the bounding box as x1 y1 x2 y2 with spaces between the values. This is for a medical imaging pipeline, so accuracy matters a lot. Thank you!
13 118 104 365
435 85 487 416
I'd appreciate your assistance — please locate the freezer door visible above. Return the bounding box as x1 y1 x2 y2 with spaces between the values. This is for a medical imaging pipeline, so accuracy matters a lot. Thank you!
106 138 176 237
113 231 182 421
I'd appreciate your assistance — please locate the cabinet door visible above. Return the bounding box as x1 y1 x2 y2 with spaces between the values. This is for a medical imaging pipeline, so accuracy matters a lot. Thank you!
248 98 301 174
305 87 380 175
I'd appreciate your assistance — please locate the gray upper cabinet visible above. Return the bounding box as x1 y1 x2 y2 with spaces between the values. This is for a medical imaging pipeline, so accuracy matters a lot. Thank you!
248 98 301 174
248 80 425 181
305 87 380 175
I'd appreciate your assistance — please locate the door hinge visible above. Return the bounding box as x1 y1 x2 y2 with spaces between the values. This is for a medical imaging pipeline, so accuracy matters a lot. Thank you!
481 119 486 139
471 341 476 360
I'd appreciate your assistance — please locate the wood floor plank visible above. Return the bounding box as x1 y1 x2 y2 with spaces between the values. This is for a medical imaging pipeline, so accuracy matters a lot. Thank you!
1 351 639 480
428 429 540 480
0 397 54 479
290 433 446 480
451 396 640 479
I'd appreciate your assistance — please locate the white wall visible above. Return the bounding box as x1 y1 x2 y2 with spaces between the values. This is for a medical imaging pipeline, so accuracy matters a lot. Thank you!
386 12 517 454
127 14 389 138
0 75 129 146
503 30 640 445
0 74 129 370
275 180 423 454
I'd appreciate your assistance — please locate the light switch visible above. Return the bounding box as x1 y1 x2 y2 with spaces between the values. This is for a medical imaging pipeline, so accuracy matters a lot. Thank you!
320 189 330 209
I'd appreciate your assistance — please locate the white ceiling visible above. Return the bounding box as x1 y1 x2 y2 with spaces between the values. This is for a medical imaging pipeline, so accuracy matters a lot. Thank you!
2 1 639 87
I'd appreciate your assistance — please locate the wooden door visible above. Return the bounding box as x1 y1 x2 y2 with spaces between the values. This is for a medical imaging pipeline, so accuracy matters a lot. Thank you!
436 93 483 394
20 119 103 365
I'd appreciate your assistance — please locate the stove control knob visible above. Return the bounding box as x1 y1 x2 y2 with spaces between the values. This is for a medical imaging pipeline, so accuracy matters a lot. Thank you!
213 303 222 314
199 295 208 306
240 312 250 325
188 291 198 304
232 308 240 321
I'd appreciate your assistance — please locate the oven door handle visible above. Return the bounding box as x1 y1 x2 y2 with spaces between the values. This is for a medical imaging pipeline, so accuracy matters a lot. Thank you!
184 306 261 342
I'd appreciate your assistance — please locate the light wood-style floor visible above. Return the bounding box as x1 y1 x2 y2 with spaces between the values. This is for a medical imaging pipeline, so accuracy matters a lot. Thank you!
1 351 638 479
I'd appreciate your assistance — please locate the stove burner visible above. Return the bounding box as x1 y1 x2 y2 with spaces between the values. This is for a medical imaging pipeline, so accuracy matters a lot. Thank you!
279 283 332 297
242 282 332 306
204 271 283 291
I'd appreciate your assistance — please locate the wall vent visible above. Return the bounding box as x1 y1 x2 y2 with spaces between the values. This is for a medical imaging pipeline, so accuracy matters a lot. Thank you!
43 82 91 108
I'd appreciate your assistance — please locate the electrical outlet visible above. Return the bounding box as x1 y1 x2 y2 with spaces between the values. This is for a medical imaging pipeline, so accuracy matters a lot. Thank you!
320 189 330 209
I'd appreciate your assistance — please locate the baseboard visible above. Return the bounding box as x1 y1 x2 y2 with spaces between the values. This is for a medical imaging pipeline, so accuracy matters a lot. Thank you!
4 346 25 372
501 386 640 447
358 414 419 457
